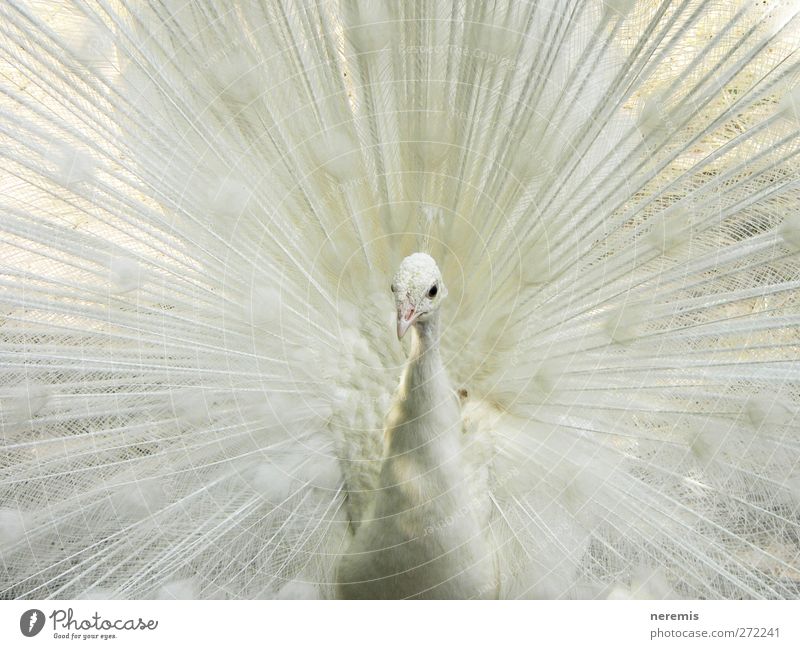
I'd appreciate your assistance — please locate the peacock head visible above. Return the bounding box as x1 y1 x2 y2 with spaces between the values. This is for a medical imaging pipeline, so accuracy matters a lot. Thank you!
390 252 447 339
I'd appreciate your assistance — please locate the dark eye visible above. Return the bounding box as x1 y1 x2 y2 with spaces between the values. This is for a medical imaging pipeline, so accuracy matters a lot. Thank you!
427 284 438 298
390 283 395 293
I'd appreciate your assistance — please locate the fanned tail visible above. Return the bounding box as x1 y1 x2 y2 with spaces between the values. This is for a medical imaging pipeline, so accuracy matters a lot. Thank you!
0 0 799 598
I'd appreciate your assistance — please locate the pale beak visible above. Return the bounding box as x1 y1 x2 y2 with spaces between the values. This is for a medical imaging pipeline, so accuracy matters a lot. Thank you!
396 304 417 339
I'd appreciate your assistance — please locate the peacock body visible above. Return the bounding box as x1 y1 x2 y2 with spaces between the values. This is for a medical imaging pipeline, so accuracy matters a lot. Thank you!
336 253 495 599
1 0 800 599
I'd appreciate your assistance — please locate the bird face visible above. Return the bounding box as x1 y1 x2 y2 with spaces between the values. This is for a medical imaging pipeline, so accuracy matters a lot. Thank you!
390 253 447 339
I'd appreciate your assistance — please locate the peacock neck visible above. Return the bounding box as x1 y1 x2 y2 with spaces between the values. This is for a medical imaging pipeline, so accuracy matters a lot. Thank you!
409 310 440 364
385 311 460 457
404 310 445 403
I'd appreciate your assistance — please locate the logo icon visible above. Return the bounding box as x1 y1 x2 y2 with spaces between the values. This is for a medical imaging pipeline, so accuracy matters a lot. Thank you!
20 609 45 637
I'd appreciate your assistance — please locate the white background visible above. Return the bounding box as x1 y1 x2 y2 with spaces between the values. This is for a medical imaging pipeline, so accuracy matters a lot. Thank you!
0 600 796 648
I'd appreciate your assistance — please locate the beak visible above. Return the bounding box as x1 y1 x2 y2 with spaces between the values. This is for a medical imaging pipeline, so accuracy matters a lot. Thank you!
396 304 417 339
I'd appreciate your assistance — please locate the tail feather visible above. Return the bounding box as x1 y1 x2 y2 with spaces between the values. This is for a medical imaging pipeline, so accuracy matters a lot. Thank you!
1 0 799 598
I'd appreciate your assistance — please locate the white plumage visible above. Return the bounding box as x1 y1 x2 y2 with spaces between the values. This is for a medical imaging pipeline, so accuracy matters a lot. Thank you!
0 0 799 599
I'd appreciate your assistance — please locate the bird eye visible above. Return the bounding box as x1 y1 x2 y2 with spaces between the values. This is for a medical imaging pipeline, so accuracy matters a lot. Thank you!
427 284 438 298
390 283 395 293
